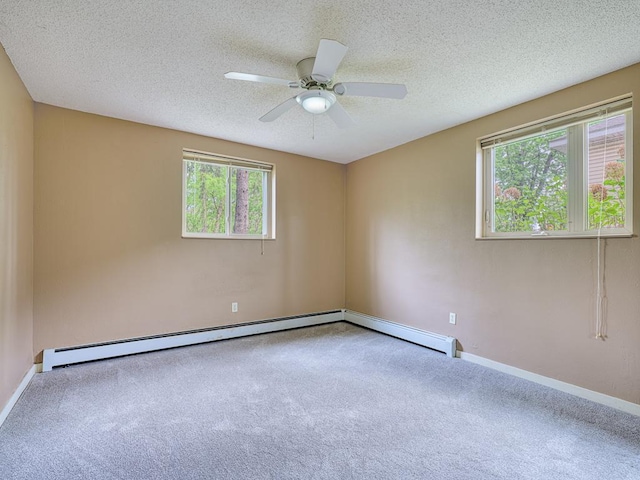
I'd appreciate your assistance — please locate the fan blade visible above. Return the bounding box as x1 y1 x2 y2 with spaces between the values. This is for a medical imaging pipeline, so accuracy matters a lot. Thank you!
327 101 355 129
224 72 298 88
259 96 299 122
311 39 348 83
333 82 407 99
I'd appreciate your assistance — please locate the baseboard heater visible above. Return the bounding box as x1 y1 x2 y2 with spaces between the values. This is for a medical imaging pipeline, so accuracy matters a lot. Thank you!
42 310 343 372
344 310 457 358
42 309 456 371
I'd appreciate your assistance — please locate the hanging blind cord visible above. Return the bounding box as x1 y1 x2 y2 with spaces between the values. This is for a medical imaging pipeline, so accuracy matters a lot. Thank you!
595 111 609 340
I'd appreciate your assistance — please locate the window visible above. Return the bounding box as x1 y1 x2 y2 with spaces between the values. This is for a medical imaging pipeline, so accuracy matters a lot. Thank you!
182 150 275 239
477 96 632 239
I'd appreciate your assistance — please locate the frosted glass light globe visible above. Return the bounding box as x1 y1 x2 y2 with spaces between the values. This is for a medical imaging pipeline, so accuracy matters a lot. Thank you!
297 90 336 114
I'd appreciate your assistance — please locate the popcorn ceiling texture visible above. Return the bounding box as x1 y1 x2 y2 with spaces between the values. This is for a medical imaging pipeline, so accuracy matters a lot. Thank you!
0 0 639 163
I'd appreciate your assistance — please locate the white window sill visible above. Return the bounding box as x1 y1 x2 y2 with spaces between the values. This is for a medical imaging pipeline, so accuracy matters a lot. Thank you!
476 232 634 240
182 233 276 240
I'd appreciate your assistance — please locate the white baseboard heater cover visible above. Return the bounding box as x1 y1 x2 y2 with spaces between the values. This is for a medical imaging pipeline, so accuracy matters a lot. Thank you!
344 310 457 357
42 310 456 371
42 310 343 372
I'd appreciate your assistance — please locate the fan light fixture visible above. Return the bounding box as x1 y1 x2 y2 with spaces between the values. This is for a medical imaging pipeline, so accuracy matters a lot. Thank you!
297 90 336 114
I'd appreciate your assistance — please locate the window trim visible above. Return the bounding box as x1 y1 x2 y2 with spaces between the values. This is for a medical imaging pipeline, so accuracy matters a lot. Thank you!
476 96 633 240
181 149 276 240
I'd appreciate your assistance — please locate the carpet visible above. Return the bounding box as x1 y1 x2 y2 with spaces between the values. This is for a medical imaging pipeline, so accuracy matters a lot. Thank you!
1 322 638 479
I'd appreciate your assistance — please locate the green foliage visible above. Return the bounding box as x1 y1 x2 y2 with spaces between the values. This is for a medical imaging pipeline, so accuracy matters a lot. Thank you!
493 130 568 233
185 161 265 235
588 161 626 229
185 162 227 234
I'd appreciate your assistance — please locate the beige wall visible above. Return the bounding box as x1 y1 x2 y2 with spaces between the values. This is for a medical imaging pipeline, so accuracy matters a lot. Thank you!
346 63 640 404
34 105 345 355
0 47 34 410
8 49 639 407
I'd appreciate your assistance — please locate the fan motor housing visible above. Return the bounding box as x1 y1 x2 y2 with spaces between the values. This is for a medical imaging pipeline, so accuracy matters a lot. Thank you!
296 57 332 88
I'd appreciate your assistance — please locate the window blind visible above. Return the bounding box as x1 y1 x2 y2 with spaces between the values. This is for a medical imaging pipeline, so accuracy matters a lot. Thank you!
183 149 273 172
480 95 632 149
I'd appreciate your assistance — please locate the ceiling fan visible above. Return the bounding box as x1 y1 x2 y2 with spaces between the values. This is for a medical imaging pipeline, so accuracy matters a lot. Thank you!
224 39 408 128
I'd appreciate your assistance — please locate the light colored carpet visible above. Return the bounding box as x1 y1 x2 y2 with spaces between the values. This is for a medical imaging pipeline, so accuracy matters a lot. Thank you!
1 322 639 479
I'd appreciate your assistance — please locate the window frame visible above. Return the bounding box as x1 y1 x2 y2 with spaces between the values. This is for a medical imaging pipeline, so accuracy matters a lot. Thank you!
476 96 633 240
181 149 276 240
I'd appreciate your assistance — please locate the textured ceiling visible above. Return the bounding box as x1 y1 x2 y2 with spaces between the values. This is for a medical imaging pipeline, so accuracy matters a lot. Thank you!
1 1 639 163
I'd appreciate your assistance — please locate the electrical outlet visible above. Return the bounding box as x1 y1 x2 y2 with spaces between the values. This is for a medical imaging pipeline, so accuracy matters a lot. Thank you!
232 302 238 313
449 312 457 325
